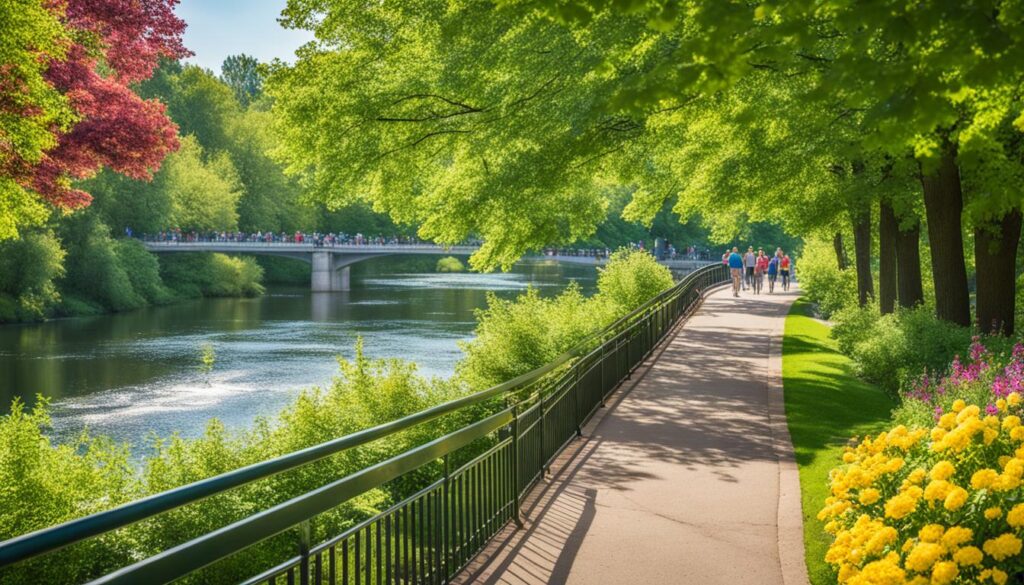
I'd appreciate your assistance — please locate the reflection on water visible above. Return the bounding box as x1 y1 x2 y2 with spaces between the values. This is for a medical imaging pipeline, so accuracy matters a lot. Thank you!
0 257 596 448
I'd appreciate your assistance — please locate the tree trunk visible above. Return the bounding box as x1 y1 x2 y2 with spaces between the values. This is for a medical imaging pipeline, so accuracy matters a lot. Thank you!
920 149 970 326
894 217 925 309
975 209 1022 335
879 201 898 314
833 233 849 270
852 207 874 307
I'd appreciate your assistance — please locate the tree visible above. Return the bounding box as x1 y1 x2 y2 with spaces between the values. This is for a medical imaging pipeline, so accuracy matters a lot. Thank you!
159 136 242 231
3 0 189 232
269 2 649 269
221 54 264 107
0 0 72 239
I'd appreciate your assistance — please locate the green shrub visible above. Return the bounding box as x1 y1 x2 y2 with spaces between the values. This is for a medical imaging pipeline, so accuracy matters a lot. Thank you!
60 217 146 312
596 248 674 318
0 230 65 320
794 237 856 318
436 256 465 273
830 302 881 356
114 239 173 304
160 253 265 298
0 399 139 585
833 305 972 398
457 284 600 389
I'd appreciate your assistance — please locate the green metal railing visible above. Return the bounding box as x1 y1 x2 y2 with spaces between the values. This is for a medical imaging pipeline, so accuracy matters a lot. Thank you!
0 263 728 585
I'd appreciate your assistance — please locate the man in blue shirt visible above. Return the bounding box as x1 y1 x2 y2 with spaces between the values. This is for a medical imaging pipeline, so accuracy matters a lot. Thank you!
727 246 744 297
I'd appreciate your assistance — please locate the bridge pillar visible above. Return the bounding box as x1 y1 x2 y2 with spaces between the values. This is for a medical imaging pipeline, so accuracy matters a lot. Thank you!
311 252 351 292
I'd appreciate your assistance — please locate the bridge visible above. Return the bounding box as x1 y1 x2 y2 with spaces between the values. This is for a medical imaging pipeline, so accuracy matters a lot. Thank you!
142 241 714 291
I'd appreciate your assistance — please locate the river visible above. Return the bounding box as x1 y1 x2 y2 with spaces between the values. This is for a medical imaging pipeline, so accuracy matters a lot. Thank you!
0 257 597 450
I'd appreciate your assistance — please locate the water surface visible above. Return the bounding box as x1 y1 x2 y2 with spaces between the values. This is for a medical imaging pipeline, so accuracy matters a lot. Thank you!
0 257 596 448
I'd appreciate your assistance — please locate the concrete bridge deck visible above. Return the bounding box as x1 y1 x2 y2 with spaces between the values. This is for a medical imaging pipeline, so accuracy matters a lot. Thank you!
141 241 714 291
454 284 807 585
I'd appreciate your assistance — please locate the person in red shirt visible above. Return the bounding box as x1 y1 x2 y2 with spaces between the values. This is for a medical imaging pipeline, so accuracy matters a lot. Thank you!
780 253 792 291
753 249 769 294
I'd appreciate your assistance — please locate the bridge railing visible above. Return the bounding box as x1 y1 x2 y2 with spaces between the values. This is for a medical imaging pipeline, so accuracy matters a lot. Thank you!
0 264 730 585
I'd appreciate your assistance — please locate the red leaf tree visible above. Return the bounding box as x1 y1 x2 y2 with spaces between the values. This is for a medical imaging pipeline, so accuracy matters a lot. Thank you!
29 0 191 209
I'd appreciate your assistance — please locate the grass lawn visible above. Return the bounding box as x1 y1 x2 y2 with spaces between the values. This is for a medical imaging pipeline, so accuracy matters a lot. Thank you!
782 298 895 584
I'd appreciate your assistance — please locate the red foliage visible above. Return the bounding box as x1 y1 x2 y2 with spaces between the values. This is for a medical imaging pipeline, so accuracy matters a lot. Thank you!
16 0 191 209
64 0 190 83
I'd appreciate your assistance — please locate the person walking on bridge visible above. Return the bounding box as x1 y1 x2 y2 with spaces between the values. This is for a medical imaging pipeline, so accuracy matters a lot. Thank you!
728 247 744 297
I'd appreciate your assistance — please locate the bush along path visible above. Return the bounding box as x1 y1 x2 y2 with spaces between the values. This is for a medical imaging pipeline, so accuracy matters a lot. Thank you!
454 284 806 584
781 299 894 584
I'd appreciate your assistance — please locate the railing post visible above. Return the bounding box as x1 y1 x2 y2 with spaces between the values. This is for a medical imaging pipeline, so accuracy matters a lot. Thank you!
539 393 547 475
298 520 311 585
510 404 524 528
599 343 607 407
442 454 451 576
573 365 582 437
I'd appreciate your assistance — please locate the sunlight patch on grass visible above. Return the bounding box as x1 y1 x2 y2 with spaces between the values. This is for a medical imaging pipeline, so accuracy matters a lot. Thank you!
782 298 894 584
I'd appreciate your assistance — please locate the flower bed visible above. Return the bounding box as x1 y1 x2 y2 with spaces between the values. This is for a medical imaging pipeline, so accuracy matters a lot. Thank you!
820 339 1024 584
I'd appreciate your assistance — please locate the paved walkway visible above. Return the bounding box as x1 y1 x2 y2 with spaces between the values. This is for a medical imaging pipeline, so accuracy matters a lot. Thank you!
454 285 808 585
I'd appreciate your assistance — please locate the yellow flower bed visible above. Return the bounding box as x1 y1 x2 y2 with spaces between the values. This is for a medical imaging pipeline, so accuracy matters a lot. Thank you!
821 394 1024 584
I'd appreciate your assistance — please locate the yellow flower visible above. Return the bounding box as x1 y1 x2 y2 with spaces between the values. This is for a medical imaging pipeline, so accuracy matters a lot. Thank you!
944 486 968 511
1007 503 1024 528
937 413 956 430
1003 415 1021 430
956 404 981 424
941 526 973 549
993 473 1021 491
907 468 927 484
985 427 1000 445
837 562 858 582
985 506 1003 520
952 399 967 412
983 533 1023 561
930 460 956 481
919 524 945 543
846 553 905 585
972 468 998 489
931 427 948 442
930 561 958 585
924 480 951 501
1005 458 1024 478
997 398 1008 412
991 568 1009 585
905 542 944 572
952 546 983 567
1009 392 1021 406
843 451 857 463
1012 426 1024 442
858 488 881 505
884 493 917 519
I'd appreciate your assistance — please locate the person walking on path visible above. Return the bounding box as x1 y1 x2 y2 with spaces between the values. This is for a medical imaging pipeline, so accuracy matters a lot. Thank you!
743 246 756 290
767 251 780 293
728 247 744 297
780 252 792 291
754 249 768 294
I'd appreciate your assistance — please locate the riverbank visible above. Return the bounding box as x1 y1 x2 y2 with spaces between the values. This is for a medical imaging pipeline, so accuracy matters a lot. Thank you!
0 239 264 324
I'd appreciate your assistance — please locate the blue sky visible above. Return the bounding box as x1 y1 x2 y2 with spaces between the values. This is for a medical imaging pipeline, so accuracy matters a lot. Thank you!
176 0 315 74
